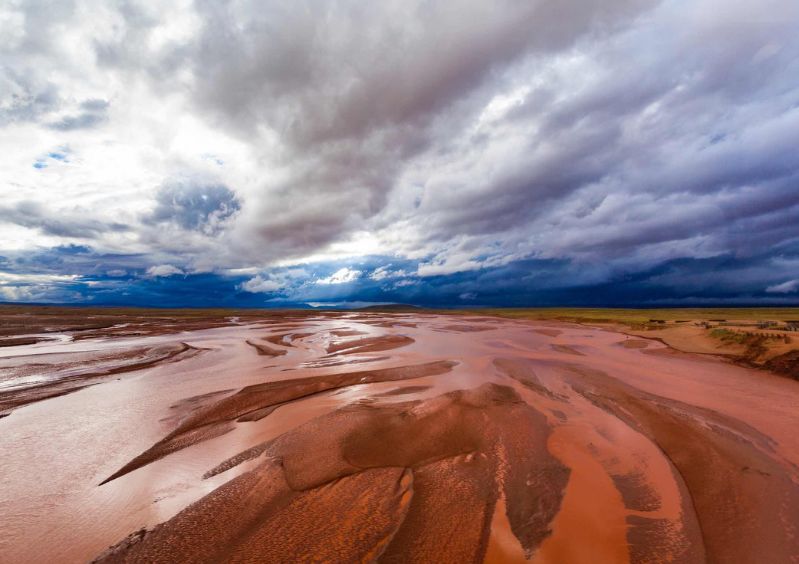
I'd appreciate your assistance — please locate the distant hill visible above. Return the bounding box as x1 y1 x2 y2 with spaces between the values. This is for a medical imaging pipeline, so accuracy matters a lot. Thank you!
356 303 424 312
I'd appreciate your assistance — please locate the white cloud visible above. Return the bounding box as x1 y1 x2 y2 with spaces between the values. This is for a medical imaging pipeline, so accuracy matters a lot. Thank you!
240 275 284 293
0 285 34 301
307 300 393 309
370 265 391 281
239 268 309 293
316 267 361 285
0 272 81 302
0 272 78 283
417 256 483 277
766 279 799 294
145 264 184 277
370 265 409 281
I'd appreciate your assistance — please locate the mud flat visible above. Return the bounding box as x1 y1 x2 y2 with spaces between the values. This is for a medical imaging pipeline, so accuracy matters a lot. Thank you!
1 309 798 563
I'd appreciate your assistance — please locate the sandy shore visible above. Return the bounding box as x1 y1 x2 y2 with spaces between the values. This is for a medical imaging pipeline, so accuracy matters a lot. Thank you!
1 312 798 562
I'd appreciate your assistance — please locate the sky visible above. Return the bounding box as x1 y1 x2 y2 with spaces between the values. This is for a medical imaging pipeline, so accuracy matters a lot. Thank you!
1 0 799 308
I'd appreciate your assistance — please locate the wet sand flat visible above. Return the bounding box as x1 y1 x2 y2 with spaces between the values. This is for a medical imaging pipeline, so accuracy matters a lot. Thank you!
1 311 798 563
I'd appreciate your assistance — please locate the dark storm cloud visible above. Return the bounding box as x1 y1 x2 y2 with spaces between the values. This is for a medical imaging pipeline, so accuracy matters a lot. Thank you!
192 1 650 144
6 244 96 274
3 248 798 306
145 180 241 236
1 245 179 282
30 0 797 269
0 201 129 238
230 248 799 307
396 0 799 267
179 0 656 259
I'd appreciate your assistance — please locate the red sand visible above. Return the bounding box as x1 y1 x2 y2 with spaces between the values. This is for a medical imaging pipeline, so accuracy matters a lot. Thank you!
1 312 798 562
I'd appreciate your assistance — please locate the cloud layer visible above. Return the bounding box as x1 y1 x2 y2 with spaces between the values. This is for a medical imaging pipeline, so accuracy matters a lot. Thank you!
1 0 798 306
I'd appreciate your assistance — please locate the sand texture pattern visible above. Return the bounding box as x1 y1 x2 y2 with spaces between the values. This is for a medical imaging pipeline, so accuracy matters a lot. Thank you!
1 309 798 563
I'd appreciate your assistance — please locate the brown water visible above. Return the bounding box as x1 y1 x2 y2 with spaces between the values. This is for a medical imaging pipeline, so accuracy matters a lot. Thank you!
1 313 798 562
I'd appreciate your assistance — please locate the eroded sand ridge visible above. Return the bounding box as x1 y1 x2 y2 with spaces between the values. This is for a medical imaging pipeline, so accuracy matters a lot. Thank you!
1 312 798 563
